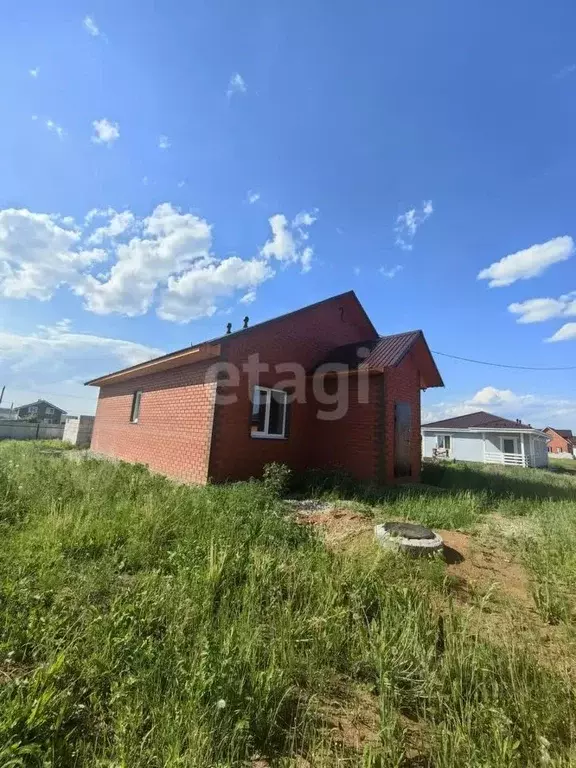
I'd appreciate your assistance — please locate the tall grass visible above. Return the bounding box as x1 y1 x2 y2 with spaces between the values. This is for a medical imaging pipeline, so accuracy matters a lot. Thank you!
0 443 575 766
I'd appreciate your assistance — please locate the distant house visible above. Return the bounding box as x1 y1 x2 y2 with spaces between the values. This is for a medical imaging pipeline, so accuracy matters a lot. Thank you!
543 427 575 459
422 411 549 468
86 291 444 485
16 400 67 425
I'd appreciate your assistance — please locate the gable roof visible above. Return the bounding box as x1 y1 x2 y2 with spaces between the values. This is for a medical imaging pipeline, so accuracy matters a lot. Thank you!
16 399 66 413
312 330 444 388
544 427 574 441
86 291 378 387
422 410 533 430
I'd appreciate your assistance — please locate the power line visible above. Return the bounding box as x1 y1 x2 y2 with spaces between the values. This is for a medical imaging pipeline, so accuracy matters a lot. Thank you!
432 350 576 371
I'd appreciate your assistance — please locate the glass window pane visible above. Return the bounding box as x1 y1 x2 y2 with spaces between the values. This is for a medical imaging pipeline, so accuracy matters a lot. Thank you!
445 436 451 450
131 391 142 422
503 438 515 454
268 391 286 435
251 388 268 433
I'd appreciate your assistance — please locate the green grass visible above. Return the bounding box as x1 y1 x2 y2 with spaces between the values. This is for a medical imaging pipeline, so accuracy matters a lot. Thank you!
550 457 576 474
1 444 576 766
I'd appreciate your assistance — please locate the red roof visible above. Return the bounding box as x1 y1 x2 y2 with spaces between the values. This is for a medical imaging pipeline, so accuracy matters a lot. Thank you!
423 410 533 430
544 427 574 440
313 330 444 388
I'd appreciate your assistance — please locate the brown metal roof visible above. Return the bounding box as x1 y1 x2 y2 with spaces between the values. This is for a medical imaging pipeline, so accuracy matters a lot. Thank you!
545 427 574 440
422 411 533 429
363 331 422 369
315 331 420 370
312 330 444 388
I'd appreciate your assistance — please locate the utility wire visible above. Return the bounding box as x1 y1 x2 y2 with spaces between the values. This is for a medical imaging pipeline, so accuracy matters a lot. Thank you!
432 350 576 371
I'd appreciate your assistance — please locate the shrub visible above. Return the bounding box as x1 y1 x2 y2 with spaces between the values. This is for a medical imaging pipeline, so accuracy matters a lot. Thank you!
262 462 292 498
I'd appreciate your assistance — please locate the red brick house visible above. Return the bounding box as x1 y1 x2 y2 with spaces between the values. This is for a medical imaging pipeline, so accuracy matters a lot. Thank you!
86 291 443 485
543 427 575 458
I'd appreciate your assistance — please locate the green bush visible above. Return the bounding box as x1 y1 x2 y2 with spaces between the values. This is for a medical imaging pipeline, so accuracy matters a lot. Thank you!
262 461 292 497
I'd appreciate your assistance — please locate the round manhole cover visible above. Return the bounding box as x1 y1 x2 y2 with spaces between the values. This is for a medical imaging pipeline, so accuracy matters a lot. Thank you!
383 522 435 540
374 522 443 556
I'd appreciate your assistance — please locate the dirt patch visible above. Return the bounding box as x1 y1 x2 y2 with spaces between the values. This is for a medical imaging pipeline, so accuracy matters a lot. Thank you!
315 684 380 753
293 505 373 548
438 528 532 607
293 506 533 606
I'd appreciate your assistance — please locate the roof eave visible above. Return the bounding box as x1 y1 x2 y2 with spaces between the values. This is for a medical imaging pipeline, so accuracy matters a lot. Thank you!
85 343 221 387
422 425 548 437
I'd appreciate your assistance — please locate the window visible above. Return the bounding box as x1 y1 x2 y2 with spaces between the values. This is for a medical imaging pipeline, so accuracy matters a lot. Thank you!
130 390 143 423
437 435 451 451
502 438 516 455
46 407 54 415
30 405 38 414
250 387 288 438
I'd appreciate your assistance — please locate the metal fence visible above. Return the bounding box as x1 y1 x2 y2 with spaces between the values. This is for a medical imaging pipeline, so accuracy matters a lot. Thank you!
0 421 65 441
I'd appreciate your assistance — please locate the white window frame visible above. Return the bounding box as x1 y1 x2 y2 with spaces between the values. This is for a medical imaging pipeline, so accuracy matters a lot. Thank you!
30 405 38 414
45 407 54 415
251 386 288 439
436 434 452 451
130 390 143 424
500 436 519 455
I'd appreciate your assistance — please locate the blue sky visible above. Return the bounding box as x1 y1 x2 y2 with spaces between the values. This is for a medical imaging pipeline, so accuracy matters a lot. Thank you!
0 0 575 428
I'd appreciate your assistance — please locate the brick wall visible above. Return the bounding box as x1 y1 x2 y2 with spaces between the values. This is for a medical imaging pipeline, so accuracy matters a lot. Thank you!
383 348 422 483
91 360 216 484
309 374 382 481
545 430 573 454
90 292 426 486
208 292 378 482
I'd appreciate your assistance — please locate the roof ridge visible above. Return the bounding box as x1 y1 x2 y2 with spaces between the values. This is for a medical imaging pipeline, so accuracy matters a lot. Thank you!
16 399 66 412
379 329 422 338
87 290 378 387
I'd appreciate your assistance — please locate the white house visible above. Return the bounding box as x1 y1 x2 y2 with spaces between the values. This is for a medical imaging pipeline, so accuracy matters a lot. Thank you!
422 411 549 468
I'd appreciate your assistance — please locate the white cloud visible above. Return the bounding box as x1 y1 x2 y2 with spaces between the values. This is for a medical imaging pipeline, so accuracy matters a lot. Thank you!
395 200 433 250
92 118 120 145
478 236 573 288
0 321 163 415
227 73 247 97
29 67 39 78
240 290 257 304
0 203 317 322
546 323 576 343
555 64 576 79
77 203 213 317
247 191 260 204
159 257 273 322
423 386 576 429
0 208 106 300
0 321 162 373
353 266 361 276
45 119 65 139
177 180 186 188
468 386 534 408
83 16 100 36
379 264 403 279
158 135 170 150
508 292 576 324
86 209 136 245
260 211 317 273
